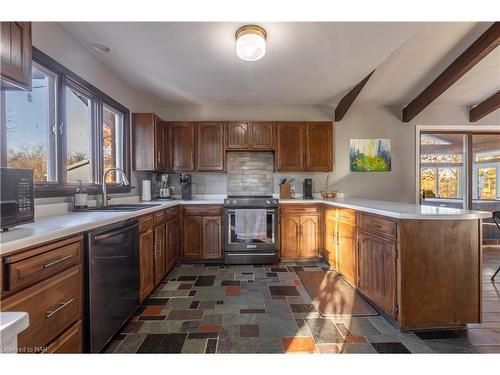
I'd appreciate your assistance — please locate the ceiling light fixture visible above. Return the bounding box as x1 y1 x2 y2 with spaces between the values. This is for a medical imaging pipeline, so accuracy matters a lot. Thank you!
91 42 111 53
235 25 267 61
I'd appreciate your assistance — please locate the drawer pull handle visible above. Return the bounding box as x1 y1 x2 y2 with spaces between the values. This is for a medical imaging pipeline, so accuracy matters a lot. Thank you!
43 255 74 269
46 298 74 319
369 223 382 229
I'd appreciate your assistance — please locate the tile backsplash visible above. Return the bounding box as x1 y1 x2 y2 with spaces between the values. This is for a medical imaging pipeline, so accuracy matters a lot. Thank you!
227 152 274 196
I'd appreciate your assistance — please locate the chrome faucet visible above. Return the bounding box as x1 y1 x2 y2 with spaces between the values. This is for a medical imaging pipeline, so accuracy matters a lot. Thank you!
102 167 130 206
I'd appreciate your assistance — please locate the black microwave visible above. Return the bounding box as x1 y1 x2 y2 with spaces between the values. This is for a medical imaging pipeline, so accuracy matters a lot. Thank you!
0 168 34 231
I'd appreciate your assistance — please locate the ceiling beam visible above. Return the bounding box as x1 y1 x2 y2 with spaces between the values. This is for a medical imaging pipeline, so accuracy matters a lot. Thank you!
335 70 374 122
470 91 500 122
402 22 500 123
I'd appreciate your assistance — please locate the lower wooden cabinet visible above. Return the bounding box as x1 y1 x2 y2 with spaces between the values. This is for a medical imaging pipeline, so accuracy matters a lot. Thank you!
166 216 180 272
337 210 357 285
280 205 321 260
139 219 155 303
45 320 83 354
182 205 223 260
324 208 338 268
357 230 397 319
153 221 167 285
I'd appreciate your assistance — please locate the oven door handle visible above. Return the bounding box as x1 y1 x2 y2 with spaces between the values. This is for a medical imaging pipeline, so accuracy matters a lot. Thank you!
226 209 276 213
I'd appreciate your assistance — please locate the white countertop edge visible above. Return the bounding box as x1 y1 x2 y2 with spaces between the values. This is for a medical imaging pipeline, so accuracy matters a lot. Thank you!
0 312 29 352
279 198 492 220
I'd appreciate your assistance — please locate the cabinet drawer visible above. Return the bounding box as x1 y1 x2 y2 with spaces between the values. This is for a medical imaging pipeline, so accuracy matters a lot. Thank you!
4 237 82 293
45 320 82 353
2 266 82 352
280 204 320 216
338 208 356 225
166 206 179 221
183 205 222 216
139 214 154 232
359 213 397 239
154 210 166 226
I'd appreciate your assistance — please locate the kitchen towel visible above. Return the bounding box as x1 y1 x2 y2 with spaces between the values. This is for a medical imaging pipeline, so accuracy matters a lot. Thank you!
235 209 267 240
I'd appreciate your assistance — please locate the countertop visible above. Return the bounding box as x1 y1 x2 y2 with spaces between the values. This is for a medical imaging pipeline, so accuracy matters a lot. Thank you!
0 312 29 353
0 195 490 257
280 197 492 220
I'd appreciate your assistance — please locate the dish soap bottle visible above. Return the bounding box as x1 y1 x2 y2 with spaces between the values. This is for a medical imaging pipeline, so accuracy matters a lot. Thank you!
74 180 88 210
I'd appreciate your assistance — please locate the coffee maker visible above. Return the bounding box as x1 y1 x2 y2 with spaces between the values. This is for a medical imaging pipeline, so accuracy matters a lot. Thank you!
303 178 313 199
156 173 173 199
180 173 194 200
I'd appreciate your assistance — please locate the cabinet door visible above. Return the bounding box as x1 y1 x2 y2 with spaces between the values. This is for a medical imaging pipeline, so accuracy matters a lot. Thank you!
139 229 155 302
280 215 300 259
170 122 195 171
166 218 179 272
153 224 166 285
338 221 357 285
158 123 172 171
299 215 320 258
227 122 250 149
358 230 397 319
251 122 274 149
0 22 31 90
183 216 202 258
325 209 338 269
306 122 333 171
154 119 165 171
202 216 222 259
276 122 305 171
196 122 225 171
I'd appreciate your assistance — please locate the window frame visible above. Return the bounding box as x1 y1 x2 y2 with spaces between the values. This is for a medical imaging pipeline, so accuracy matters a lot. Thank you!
2 47 132 198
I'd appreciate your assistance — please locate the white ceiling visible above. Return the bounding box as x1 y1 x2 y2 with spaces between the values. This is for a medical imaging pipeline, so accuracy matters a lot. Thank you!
60 22 422 106
357 22 499 106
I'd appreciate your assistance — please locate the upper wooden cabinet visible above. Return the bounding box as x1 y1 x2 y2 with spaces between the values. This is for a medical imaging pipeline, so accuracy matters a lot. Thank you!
169 122 195 171
275 121 333 172
196 122 225 171
226 122 274 150
306 122 333 171
0 22 32 90
275 122 306 171
133 113 167 171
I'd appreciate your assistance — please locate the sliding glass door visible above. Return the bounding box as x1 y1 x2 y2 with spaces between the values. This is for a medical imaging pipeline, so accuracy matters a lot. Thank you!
419 131 500 243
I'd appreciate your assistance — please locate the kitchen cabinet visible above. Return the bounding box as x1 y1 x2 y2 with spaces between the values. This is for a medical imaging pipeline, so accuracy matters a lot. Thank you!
324 208 338 268
196 122 225 171
139 215 155 302
226 122 274 150
0 235 83 353
358 229 397 319
0 22 32 90
275 122 305 171
337 209 357 285
226 122 250 149
306 122 333 171
133 113 168 171
182 205 223 260
280 205 321 259
169 122 195 171
153 211 167 285
166 215 179 272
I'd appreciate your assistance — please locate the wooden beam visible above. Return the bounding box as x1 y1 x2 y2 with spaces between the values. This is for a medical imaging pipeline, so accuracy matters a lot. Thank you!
470 91 500 122
335 70 374 122
403 22 500 122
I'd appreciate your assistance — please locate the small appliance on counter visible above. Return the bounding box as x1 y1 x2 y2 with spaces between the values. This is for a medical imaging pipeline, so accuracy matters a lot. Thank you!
0 168 34 231
155 173 174 200
180 173 194 200
303 178 313 199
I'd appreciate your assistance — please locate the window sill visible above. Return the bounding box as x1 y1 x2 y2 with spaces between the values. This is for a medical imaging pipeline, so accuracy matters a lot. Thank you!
34 184 132 198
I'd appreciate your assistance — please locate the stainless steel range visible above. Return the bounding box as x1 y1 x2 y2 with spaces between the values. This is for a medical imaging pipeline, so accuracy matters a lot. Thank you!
224 195 279 264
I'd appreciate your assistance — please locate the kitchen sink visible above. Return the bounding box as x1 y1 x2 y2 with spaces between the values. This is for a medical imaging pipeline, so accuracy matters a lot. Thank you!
82 203 162 212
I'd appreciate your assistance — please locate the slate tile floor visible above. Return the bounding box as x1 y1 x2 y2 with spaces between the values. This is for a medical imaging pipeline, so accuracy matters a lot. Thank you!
107 247 500 354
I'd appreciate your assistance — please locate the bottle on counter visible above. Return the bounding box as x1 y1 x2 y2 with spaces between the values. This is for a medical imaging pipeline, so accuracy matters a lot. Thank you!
74 180 88 210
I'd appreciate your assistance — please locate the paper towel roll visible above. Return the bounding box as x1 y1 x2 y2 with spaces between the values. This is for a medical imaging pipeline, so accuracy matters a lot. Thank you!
142 180 151 201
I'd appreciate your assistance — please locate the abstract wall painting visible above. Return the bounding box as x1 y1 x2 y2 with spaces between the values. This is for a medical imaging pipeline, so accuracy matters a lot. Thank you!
349 139 391 172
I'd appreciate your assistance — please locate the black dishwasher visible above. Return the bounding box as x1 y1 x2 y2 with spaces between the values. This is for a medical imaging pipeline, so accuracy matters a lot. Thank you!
84 219 139 353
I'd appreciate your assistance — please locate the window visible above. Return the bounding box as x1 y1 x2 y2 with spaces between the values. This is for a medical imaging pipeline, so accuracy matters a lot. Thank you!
0 48 131 197
2 62 58 182
102 104 124 183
